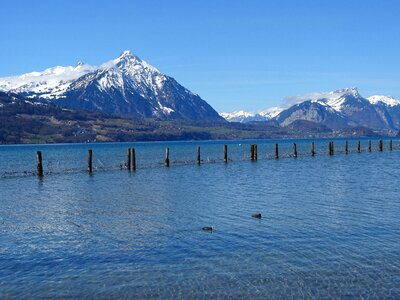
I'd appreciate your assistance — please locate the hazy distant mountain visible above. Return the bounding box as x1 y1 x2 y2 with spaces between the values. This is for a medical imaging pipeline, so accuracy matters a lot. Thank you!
221 87 400 132
0 51 225 123
220 107 282 123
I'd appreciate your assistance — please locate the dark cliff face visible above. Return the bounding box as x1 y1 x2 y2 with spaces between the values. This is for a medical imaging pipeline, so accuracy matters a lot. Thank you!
336 95 388 129
276 101 349 129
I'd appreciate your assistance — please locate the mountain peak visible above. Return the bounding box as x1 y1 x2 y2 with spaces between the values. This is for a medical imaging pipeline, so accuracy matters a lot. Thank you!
119 50 134 58
332 87 359 97
103 50 160 74
113 50 140 64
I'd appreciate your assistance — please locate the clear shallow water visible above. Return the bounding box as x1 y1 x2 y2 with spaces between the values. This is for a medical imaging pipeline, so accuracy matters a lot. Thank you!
1 138 400 298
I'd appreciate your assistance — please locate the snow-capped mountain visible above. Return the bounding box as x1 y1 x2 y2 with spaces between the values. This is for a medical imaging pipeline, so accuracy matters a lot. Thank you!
221 87 400 131
220 107 282 123
277 87 400 130
0 51 224 122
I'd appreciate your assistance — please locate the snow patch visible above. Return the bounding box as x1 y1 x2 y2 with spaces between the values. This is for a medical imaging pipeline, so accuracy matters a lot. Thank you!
0 63 96 99
367 95 400 107
259 107 283 118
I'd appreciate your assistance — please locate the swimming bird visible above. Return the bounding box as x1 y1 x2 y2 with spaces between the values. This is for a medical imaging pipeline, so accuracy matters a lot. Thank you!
202 226 214 232
252 213 262 219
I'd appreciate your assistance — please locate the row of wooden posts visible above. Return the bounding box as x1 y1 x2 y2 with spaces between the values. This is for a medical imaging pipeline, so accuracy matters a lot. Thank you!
35 139 393 177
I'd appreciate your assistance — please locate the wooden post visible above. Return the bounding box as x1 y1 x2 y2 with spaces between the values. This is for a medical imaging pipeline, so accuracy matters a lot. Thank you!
345 141 348 154
379 140 383 152
164 147 170 167
357 141 361 153
132 147 136 170
197 145 201 165
127 148 131 171
224 144 228 163
368 140 371 152
275 143 279 159
250 144 257 161
293 143 297 158
329 141 334 156
389 140 393 151
88 149 92 174
36 151 43 177
311 142 315 156
331 141 334 155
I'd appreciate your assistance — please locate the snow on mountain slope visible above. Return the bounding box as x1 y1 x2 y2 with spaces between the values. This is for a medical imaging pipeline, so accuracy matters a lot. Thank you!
259 107 283 119
367 95 400 107
286 87 361 112
0 50 224 122
0 63 96 99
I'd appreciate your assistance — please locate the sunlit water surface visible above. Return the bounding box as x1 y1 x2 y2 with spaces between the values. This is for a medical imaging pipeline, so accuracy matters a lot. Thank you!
1 139 400 298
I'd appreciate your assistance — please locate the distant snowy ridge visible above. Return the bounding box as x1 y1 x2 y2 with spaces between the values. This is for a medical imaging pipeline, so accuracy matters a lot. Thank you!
367 95 400 107
0 63 96 99
220 107 282 123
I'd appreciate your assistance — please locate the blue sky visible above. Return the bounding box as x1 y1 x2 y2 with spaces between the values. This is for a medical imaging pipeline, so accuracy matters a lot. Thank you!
1 0 400 112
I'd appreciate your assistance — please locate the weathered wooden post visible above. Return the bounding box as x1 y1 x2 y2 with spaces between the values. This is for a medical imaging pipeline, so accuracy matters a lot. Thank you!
36 151 43 177
275 143 279 159
357 141 361 153
311 142 315 156
389 140 393 151
127 148 131 171
379 140 383 152
88 149 92 174
164 147 170 167
197 145 201 165
293 143 297 158
345 141 348 154
368 140 371 152
132 147 136 170
224 144 228 163
250 144 258 161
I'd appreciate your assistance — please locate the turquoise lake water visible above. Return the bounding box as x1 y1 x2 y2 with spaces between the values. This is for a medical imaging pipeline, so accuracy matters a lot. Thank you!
1 138 400 298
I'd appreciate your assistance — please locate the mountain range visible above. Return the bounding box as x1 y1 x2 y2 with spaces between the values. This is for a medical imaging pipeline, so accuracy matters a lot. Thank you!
221 88 400 133
5 90 372 144
1 52 400 135
0 51 224 123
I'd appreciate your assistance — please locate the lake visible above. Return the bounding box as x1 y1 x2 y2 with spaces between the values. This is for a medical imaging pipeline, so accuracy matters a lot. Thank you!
1 138 400 298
